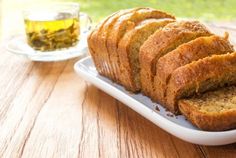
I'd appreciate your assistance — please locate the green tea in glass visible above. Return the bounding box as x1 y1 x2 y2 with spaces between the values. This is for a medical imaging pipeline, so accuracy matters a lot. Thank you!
23 3 91 51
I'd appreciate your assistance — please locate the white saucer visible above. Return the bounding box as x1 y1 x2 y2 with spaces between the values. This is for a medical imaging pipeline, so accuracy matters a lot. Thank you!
6 33 88 62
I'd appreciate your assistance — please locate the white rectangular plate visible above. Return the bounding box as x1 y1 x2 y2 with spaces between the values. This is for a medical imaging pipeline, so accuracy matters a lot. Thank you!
74 56 236 145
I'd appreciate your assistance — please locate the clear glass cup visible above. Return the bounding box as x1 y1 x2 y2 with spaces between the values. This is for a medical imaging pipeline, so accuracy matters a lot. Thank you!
23 2 92 52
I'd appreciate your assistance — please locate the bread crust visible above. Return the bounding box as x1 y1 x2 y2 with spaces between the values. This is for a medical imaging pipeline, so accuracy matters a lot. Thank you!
166 52 236 113
139 21 211 99
88 11 119 75
107 8 175 84
88 27 104 74
117 18 175 92
179 86 236 131
154 35 234 105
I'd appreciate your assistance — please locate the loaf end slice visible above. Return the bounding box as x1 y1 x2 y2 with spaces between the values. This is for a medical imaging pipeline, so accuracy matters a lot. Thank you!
88 11 120 76
179 86 236 131
95 8 142 81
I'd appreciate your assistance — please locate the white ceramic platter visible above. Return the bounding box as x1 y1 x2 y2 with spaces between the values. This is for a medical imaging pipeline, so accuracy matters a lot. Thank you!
74 56 236 146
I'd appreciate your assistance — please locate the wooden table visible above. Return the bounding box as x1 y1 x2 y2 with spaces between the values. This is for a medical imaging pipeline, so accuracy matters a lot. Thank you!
1 24 236 158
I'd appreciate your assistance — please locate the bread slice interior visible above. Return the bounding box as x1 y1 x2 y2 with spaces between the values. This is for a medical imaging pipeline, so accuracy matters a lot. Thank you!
179 86 236 131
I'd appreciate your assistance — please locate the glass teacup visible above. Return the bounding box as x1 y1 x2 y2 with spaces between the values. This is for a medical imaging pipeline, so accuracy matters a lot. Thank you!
23 2 92 51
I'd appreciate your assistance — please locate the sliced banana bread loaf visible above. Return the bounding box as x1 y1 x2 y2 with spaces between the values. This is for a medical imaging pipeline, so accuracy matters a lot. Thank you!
154 35 234 105
117 18 175 92
139 21 212 98
166 52 236 113
179 86 236 131
107 8 175 84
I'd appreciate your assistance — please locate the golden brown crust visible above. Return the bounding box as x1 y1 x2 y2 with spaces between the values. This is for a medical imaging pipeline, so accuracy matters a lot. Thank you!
166 52 236 113
179 86 236 131
154 35 234 105
88 11 119 76
139 21 212 99
117 18 175 92
107 8 175 84
88 31 102 73
88 27 104 74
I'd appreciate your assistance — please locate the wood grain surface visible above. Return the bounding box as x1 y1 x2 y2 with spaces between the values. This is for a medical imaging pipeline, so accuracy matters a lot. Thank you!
1 24 236 158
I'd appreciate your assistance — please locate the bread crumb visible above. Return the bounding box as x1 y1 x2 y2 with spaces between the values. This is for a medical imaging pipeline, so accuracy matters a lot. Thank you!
155 105 160 111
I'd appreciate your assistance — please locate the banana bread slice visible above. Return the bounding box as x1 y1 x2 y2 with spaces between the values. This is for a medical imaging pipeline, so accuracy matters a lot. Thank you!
88 11 120 75
154 34 234 104
118 18 175 92
107 8 175 84
179 86 236 131
94 8 141 80
166 52 236 114
88 24 107 74
139 20 212 98
88 9 139 77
